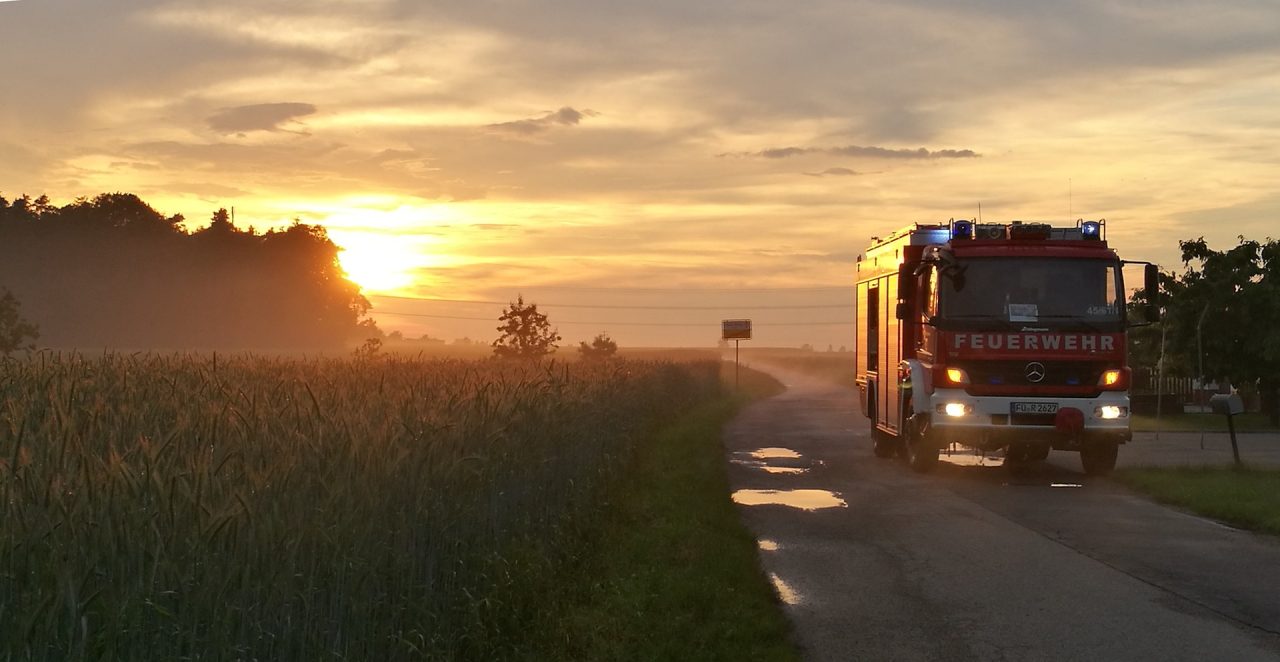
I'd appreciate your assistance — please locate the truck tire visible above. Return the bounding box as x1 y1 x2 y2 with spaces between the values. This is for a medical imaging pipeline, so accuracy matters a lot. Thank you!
1080 440 1118 476
902 400 939 473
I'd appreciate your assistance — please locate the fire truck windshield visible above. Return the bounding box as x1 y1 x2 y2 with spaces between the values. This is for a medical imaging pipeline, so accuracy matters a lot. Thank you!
937 258 1122 329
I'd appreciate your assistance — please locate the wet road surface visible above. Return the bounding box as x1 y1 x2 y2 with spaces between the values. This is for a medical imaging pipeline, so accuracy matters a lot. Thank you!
725 365 1280 661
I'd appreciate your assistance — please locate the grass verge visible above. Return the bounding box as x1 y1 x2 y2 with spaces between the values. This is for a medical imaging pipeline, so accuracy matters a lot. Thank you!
1131 412 1278 433
520 366 796 662
1114 466 1280 536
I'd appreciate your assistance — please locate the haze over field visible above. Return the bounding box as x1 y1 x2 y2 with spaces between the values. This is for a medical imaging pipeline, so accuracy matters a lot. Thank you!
3 0 1278 346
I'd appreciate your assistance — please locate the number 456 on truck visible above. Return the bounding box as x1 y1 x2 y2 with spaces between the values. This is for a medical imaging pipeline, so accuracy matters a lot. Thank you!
855 219 1158 475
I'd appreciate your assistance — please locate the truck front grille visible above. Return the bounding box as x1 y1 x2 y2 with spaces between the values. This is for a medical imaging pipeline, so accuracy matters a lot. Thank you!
962 361 1105 388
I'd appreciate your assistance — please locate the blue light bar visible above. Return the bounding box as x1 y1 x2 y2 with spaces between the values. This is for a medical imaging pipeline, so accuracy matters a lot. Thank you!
952 220 974 240
1081 221 1101 239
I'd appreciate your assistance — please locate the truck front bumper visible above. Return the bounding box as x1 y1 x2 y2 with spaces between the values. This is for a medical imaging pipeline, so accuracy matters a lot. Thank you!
926 388 1131 450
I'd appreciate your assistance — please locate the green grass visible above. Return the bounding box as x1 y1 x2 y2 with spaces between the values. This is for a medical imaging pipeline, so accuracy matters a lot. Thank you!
1131 412 1279 432
1115 466 1280 536
521 366 797 662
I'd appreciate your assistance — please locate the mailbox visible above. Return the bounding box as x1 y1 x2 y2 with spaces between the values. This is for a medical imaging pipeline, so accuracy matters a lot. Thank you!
1209 393 1244 416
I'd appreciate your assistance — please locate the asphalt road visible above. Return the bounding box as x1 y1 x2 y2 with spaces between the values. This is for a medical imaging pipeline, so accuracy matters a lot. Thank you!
725 364 1280 661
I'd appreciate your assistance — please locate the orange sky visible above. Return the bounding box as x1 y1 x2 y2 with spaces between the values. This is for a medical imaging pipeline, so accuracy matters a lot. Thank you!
3 0 1279 347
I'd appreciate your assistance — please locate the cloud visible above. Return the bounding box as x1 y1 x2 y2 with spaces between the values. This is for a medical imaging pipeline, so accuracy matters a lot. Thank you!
803 167 859 177
729 145 979 159
207 103 318 133
832 146 978 159
161 182 251 199
487 107 597 135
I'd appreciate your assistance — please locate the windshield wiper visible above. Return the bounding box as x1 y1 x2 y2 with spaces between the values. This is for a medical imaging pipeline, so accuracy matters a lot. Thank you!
938 314 1017 329
1033 315 1109 332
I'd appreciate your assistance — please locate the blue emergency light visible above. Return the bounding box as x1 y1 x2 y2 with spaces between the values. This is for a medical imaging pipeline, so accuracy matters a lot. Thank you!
1081 221 1101 239
951 219 974 240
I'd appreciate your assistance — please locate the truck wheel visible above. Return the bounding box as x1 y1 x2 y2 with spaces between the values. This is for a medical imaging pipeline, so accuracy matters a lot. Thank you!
1080 441 1118 476
902 401 939 473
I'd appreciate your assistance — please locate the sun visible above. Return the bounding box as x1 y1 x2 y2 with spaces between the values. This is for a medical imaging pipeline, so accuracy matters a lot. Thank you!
330 231 422 293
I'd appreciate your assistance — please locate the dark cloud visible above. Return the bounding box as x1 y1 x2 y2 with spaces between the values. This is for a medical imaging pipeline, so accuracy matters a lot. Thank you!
803 167 859 177
487 107 597 135
728 145 979 159
207 103 317 133
759 147 810 159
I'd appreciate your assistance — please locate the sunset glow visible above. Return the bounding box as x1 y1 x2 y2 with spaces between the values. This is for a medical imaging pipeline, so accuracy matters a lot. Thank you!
334 232 423 294
4 0 1280 345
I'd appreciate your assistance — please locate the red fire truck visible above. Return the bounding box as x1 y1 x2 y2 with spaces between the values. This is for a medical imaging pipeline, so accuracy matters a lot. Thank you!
855 219 1156 474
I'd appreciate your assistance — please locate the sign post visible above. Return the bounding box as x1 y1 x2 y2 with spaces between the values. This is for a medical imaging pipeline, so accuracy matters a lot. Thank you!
721 319 752 389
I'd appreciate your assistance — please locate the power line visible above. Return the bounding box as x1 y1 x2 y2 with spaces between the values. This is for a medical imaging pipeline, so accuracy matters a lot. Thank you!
371 309 855 327
472 285 854 293
369 294 850 310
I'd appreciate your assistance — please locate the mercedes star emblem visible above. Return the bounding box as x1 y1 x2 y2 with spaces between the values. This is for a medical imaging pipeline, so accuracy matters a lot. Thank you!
1024 362 1046 383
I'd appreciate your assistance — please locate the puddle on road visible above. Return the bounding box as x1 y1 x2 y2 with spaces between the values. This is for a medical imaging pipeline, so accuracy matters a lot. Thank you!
730 447 817 475
1051 483 1084 488
750 447 803 460
758 538 780 552
761 466 807 475
938 452 1004 467
769 573 802 605
730 458 812 474
732 489 847 510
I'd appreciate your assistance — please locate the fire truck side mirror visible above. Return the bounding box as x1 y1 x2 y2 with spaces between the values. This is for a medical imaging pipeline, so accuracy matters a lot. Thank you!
1144 264 1159 321
897 269 916 299
895 301 909 320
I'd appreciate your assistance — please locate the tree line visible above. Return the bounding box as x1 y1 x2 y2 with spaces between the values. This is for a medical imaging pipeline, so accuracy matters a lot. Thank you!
1131 235 1280 425
0 192 373 350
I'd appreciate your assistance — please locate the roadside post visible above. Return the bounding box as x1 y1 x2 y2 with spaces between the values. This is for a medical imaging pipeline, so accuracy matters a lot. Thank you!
721 319 752 389
1209 393 1245 467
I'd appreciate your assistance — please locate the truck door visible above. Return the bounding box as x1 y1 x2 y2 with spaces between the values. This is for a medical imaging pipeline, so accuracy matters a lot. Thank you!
918 267 937 363
883 273 901 433
865 283 878 379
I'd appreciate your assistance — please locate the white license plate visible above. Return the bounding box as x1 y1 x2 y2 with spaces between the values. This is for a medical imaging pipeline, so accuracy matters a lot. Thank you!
1011 402 1058 414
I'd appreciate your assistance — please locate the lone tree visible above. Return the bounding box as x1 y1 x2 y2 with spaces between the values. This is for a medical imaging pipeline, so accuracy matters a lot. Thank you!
1156 236 1280 425
0 287 39 354
492 295 561 359
578 332 618 361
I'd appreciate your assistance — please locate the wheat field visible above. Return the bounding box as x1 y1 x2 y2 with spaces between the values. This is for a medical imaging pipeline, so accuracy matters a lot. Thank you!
0 352 721 660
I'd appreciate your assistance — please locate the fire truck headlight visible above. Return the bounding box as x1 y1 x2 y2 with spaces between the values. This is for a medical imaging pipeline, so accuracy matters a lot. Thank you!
945 368 970 385
1099 369 1123 387
1096 405 1128 420
940 402 971 417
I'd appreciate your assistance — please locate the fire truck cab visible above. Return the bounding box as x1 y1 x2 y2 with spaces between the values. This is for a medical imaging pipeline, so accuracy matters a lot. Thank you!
855 219 1156 474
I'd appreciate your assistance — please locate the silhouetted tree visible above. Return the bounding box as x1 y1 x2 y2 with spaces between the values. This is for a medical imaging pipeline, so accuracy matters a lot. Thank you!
492 295 560 359
353 336 383 359
0 191 374 349
1150 236 1280 425
0 287 39 354
578 332 618 360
